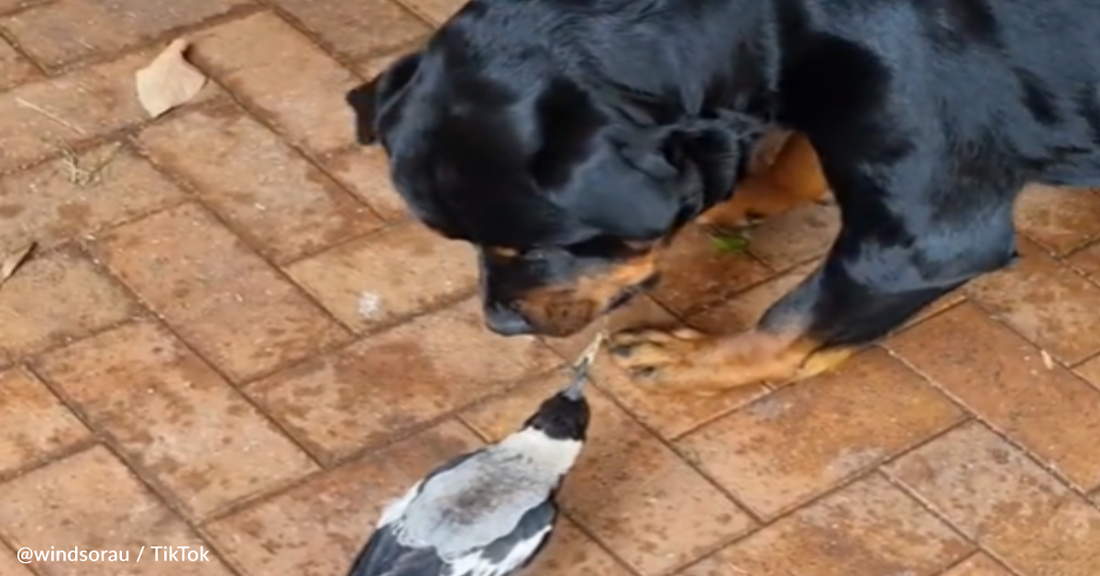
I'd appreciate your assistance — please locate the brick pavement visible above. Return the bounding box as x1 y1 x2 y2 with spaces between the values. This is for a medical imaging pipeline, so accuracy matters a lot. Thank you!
2 1 1100 575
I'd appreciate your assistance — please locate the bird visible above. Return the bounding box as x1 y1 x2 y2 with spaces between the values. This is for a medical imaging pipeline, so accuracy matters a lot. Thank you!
344 334 603 576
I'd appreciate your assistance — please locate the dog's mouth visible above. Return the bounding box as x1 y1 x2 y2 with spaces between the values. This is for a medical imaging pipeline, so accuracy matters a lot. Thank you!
507 273 663 338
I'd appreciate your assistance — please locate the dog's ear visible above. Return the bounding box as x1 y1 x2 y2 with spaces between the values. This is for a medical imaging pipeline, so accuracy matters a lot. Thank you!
345 81 380 145
345 52 422 145
617 111 765 216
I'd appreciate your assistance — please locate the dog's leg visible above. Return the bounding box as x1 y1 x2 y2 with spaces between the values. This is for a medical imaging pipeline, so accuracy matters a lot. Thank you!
696 132 830 230
610 176 1021 394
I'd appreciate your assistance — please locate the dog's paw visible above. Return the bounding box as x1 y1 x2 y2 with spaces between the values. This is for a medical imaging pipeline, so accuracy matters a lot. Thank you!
607 328 719 394
607 327 844 394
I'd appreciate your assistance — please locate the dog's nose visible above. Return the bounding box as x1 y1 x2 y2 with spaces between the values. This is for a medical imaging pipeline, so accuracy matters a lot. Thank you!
485 304 532 336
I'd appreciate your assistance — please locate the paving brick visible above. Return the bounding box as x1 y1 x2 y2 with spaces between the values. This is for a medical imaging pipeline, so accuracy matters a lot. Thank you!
0 38 38 90
0 445 234 576
206 420 481 576
92 203 349 382
0 49 219 173
323 146 409 223
0 248 137 360
542 294 772 439
397 0 469 25
0 366 89 476
942 554 1014 576
600 358 772 441
271 0 430 61
744 202 839 270
687 262 816 333
650 225 774 316
354 50 406 81
524 519 634 576
887 422 1100 576
463 372 755 576
892 423 1070 542
0 0 48 11
1073 355 1100 391
138 102 379 264
675 555 730 576
678 349 963 518
247 298 558 464
286 222 476 332
1015 185 1100 255
1065 238 1100 282
192 12 362 155
0 545 35 576
0 143 186 253
965 240 1100 364
0 0 254 70
699 475 971 576
33 321 318 519
889 303 1100 491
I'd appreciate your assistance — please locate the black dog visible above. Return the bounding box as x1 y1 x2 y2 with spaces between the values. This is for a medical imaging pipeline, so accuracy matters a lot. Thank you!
347 0 1100 395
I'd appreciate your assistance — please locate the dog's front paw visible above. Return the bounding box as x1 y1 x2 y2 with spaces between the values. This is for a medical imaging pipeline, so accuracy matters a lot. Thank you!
607 328 838 394
607 328 722 395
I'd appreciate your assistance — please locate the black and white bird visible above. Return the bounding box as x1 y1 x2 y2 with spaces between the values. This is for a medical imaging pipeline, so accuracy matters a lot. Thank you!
344 336 600 576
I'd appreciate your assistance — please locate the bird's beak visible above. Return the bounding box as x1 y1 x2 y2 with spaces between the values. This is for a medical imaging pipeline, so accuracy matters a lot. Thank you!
562 332 604 401
562 366 588 401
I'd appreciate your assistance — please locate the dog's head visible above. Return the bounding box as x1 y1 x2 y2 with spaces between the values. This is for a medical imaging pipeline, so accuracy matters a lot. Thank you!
346 12 762 338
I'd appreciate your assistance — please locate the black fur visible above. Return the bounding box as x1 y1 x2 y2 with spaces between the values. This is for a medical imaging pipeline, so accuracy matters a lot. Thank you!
347 0 1100 352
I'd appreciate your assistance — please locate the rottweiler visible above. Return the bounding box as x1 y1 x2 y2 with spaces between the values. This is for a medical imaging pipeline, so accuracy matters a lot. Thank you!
346 0 1100 394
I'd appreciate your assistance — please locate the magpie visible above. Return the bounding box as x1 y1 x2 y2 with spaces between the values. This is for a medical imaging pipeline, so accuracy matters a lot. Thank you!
345 335 601 576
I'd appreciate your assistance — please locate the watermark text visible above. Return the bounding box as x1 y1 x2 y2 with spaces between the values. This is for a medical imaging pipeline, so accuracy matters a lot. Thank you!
17 545 211 564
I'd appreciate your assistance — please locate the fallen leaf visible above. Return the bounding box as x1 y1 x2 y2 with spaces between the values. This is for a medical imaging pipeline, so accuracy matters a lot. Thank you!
1041 349 1054 370
709 233 750 254
135 38 207 119
0 242 35 287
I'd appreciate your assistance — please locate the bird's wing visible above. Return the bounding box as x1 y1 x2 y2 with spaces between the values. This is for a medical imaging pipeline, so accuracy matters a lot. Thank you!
345 523 445 576
344 501 557 576
428 450 479 479
377 451 480 527
445 500 559 576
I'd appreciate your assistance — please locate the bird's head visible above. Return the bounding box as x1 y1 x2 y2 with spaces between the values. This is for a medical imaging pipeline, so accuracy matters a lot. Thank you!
520 342 595 444
521 371 592 443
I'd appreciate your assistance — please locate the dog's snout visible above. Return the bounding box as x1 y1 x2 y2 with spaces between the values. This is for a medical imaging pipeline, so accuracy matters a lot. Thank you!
485 304 533 336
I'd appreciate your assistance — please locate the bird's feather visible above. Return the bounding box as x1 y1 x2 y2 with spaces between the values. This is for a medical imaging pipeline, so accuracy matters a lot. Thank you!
443 499 557 576
346 523 445 576
349 500 558 576
378 452 479 527
400 448 562 557
469 499 558 575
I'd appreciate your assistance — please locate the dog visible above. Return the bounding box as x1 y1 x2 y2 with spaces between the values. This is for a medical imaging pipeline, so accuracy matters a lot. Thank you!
346 0 1100 395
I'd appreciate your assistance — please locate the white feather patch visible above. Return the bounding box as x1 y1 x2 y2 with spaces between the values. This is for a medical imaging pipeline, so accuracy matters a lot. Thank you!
377 480 422 527
446 524 553 576
496 428 583 476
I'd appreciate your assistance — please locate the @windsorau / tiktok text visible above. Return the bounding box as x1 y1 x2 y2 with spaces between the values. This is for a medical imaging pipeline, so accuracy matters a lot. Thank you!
16 545 213 564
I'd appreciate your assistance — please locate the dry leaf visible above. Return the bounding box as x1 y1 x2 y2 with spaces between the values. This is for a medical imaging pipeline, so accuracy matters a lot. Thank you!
1041 349 1054 370
135 38 207 119
0 242 35 287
